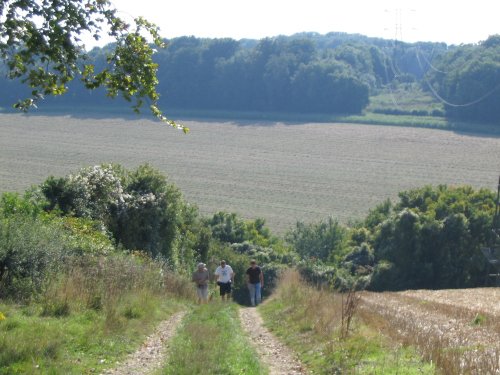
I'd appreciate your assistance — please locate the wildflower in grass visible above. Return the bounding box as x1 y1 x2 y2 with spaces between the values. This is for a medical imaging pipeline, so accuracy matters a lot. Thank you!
0 312 6 321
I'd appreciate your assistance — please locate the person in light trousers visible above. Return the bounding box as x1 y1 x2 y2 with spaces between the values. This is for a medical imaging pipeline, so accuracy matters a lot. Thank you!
245 259 264 306
192 262 210 304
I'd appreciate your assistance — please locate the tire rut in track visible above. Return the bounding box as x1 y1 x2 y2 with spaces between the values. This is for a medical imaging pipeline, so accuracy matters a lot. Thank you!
102 310 186 375
239 307 307 375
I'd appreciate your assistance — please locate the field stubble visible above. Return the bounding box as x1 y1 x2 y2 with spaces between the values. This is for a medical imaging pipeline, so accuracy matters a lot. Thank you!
361 288 500 374
0 114 499 233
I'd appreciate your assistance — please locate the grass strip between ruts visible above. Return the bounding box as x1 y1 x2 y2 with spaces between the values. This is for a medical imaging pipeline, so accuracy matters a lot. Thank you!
160 302 267 375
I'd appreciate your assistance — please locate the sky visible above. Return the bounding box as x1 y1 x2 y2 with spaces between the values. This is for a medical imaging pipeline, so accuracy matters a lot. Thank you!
90 0 499 47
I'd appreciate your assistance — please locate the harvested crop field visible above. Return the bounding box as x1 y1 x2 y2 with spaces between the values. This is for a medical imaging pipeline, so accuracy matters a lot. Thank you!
1 113 499 233
401 288 500 316
361 288 500 374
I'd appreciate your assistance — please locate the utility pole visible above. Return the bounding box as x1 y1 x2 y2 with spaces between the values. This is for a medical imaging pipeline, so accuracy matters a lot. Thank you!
492 175 500 241
481 175 500 286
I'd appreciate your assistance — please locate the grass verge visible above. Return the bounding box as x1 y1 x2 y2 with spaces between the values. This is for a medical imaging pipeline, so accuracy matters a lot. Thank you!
0 253 192 374
258 269 435 374
0 298 183 374
159 302 266 375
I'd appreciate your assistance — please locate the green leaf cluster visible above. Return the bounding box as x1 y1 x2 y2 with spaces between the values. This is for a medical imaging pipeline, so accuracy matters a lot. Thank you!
0 192 115 299
40 163 201 267
425 35 500 124
0 0 187 131
286 185 497 291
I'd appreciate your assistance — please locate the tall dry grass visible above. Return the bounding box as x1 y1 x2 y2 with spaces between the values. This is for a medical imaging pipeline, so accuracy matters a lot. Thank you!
262 269 435 374
41 252 193 329
275 269 360 339
0 252 193 373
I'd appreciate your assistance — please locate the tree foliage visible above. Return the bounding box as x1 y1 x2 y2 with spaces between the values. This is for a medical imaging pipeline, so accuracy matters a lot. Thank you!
6 32 443 115
366 185 496 290
285 185 497 291
424 35 500 124
5 21 499 124
286 217 348 262
40 163 198 264
0 0 187 131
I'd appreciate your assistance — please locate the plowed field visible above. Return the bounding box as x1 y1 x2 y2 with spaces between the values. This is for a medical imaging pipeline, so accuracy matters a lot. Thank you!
1 114 499 233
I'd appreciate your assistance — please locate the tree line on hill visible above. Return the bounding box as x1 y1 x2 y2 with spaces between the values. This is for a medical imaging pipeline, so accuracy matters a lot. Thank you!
1 32 500 125
1 164 497 305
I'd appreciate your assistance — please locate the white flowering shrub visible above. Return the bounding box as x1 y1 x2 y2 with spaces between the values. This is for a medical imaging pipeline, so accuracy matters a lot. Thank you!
41 164 198 266
69 164 127 221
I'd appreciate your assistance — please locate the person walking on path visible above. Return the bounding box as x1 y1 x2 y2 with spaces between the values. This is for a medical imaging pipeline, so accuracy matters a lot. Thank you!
246 259 264 306
214 260 235 301
192 262 210 304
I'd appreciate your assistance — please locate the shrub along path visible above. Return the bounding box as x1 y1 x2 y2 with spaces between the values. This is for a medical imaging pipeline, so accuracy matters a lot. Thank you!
102 311 186 375
239 307 307 375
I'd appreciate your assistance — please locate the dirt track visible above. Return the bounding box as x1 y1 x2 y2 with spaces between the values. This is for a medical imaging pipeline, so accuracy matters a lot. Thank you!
101 307 307 375
102 311 186 375
239 307 307 375
99 288 499 374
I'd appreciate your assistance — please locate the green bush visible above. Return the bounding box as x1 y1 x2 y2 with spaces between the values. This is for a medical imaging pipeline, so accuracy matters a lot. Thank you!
40 164 201 269
367 185 496 290
0 192 115 300
297 259 337 287
207 212 277 247
286 217 349 262
0 215 70 300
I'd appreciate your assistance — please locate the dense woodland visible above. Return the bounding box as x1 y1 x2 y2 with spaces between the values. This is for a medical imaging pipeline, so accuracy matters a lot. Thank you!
2 32 500 125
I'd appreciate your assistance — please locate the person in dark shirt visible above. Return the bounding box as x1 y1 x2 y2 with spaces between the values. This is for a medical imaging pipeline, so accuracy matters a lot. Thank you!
245 259 264 306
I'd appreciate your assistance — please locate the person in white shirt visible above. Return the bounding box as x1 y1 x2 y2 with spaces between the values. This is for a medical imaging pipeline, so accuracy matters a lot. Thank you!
214 260 235 301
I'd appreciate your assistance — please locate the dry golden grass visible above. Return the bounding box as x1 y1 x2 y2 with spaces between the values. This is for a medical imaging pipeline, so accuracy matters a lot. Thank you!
42 254 191 329
360 289 500 374
261 269 435 374
274 269 346 338
1 114 499 233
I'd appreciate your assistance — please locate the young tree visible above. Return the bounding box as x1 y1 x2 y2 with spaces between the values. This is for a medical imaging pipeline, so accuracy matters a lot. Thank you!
0 0 187 132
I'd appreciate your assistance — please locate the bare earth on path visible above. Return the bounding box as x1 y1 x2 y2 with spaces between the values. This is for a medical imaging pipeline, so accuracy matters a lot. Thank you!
102 310 186 375
239 307 307 375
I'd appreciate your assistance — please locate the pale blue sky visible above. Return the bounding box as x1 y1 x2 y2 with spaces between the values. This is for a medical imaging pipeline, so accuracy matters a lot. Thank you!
90 0 499 47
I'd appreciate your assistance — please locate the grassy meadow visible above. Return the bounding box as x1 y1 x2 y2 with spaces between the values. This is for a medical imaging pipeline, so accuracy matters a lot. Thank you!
0 113 499 233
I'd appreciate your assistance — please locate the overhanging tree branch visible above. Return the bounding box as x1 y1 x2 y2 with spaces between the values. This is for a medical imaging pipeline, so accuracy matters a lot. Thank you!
0 0 188 132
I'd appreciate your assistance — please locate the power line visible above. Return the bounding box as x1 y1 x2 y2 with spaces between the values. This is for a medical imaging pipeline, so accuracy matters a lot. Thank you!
415 46 500 107
383 7 500 109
